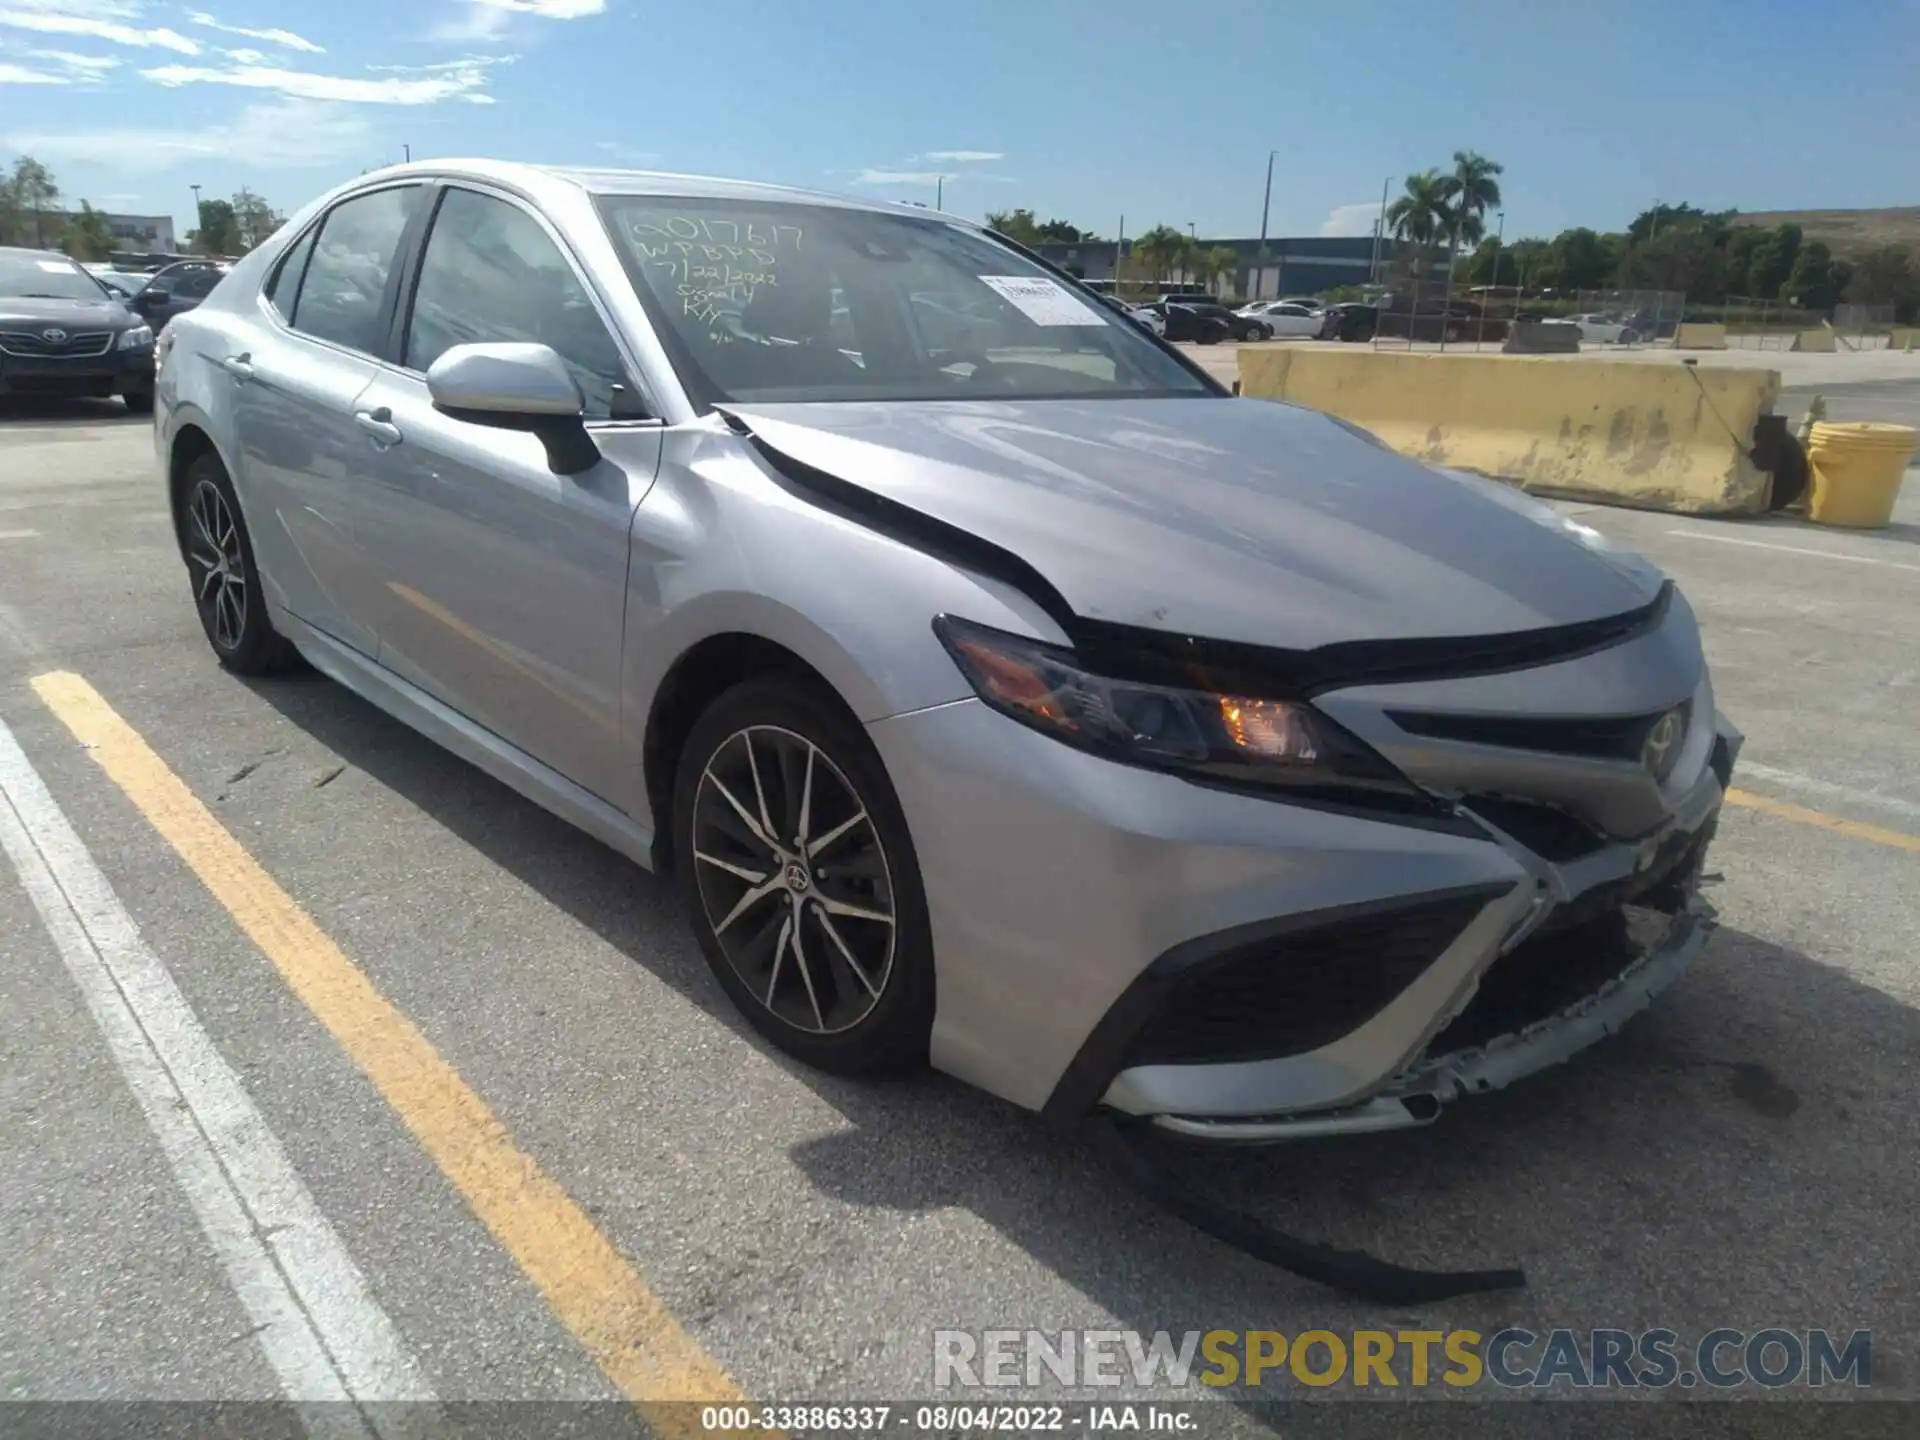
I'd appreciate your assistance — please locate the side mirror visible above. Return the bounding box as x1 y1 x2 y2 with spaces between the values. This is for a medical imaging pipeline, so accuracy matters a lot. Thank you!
426 342 599 476
134 287 169 311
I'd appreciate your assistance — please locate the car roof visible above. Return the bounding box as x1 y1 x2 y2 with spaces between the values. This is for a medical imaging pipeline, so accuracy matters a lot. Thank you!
1 245 79 262
351 158 959 225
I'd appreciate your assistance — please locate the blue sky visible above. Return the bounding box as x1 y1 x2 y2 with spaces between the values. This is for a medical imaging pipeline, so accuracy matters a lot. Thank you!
4 0 1918 244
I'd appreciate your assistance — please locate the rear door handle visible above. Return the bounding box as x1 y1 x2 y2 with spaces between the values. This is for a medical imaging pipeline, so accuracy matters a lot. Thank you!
353 408 403 447
217 353 254 381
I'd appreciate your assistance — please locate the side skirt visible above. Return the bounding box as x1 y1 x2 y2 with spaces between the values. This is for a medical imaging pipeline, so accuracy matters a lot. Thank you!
279 612 656 872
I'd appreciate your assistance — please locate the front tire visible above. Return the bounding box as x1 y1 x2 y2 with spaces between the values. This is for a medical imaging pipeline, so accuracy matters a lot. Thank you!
177 454 301 675
673 677 935 1074
123 387 154 415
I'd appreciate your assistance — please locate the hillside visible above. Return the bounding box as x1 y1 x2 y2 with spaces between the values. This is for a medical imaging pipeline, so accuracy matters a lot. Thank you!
1737 207 1920 257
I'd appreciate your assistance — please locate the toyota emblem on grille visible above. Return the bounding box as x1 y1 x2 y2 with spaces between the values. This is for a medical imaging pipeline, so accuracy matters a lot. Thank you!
41 327 68 345
1642 708 1683 776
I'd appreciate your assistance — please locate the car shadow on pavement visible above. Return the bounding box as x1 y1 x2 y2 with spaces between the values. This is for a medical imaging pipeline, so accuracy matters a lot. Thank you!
0 396 146 426
249 671 1918 1398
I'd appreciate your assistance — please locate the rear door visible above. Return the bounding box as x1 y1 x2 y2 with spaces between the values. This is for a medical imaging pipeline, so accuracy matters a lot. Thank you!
227 183 427 656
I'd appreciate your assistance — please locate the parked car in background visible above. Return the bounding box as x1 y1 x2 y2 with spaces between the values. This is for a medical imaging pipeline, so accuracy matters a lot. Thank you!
1152 301 1233 344
0 246 155 410
1237 301 1321 338
1320 302 1379 342
1170 299 1272 342
84 266 152 300
1563 313 1642 345
1129 304 1165 336
129 260 227 332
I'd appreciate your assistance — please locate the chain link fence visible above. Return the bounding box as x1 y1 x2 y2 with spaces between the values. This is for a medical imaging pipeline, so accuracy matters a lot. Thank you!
1362 268 1684 353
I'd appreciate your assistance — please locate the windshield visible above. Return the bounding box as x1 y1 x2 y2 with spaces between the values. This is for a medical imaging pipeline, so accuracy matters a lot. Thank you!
597 196 1215 406
0 253 110 302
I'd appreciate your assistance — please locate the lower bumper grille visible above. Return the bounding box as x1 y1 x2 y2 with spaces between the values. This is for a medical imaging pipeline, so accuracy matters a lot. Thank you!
1122 891 1497 1067
1427 818 1714 1054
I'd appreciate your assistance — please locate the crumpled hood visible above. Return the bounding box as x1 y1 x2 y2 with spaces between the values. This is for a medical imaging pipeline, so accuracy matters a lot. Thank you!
0 297 135 329
726 396 1663 650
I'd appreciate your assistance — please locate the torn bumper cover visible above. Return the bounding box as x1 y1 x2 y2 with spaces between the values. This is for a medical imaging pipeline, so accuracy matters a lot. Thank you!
1094 725 1738 1144
1147 894 1715 1142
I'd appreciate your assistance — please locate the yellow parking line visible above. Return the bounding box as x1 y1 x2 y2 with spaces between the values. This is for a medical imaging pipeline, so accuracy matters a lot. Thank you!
30 671 755 1435
1726 787 1920 854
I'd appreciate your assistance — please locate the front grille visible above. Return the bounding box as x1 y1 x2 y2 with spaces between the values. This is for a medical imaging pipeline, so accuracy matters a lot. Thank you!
1389 704 1690 763
0 329 115 358
1462 794 1608 861
1122 892 1497 1067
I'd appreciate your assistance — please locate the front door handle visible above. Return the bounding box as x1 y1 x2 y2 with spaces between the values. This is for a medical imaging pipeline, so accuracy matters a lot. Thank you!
353 407 403 448
217 353 254 382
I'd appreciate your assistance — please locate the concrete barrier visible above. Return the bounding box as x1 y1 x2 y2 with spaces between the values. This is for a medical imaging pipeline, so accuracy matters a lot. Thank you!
1502 321 1582 354
1889 327 1918 353
1672 322 1729 350
1791 328 1838 353
1237 346 1782 516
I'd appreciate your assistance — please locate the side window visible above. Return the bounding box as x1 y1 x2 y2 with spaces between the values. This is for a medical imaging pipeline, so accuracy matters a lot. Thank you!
405 187 632 420
290 185 422 356
265 229 317 317
174 269 219 299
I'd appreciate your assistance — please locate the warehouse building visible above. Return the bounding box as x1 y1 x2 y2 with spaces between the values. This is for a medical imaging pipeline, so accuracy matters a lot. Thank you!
1033 234 1401 299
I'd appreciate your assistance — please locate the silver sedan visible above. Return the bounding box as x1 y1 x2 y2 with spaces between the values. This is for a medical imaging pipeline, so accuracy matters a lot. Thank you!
154 161 1739 1158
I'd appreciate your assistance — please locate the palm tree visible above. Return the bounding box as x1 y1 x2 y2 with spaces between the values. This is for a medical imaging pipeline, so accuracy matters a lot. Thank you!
1386 170 1452 280
1443 150 1504 250
1130 225 1187 284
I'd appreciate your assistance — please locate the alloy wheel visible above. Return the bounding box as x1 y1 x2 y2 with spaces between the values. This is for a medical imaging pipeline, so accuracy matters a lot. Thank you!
691 725 896 1035
186 479 247 652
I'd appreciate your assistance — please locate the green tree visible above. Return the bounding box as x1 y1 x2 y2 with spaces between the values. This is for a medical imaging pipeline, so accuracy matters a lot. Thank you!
61 201 115 262
1626 202 1722 244
1441 150 1503 249
230 187 282 252
984 207 1043 247
1783 240 1850 310
1618 225 1721 298
1846 245 1919 320
191 198 241 255
3 155 61 247
1465 237 1519 287
1190 245 1239 292
1385 170 1451 279
1129 224 1189 283
1746 224 1802 300
1034 218 1096 243
1541 227 1617 291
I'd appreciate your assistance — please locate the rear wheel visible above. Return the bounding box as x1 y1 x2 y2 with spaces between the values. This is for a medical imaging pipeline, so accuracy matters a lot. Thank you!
177 455 301 675
672 678 935 1073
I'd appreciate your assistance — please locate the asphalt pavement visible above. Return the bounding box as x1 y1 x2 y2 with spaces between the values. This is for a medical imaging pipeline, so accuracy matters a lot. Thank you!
1 392 1916 1434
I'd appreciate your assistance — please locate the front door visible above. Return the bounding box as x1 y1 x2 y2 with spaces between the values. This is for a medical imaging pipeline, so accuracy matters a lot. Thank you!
352 184 660 801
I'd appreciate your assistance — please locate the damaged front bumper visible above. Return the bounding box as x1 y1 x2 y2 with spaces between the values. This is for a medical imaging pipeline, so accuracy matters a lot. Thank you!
1148 893 1714 1142
1106 720 1740 1144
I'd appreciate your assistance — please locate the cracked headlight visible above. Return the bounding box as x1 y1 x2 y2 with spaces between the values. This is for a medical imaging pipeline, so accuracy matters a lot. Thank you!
934 615 1430 806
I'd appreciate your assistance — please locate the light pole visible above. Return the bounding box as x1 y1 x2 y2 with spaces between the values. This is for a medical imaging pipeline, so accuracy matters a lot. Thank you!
1255 149 1277 301
936 174 944 211
189 183 202 253
1477 209 1505 346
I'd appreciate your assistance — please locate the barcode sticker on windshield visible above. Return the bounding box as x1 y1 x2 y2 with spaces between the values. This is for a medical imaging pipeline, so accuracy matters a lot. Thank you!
979 275 1108 327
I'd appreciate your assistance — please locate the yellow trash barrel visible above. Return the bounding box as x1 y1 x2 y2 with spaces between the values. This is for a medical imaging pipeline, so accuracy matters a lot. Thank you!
1805 422 1916 528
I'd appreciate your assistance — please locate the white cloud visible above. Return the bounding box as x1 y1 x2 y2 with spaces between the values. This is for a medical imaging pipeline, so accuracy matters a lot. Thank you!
5 96 372 168
432 0 601 40
919 149 1003 163
0 3 199 53
0 59 68 80
1320 200 1384 238
26 45 118 70
186 10 323 54
220 45 264 62
855 169 947 186
142 54 501 104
